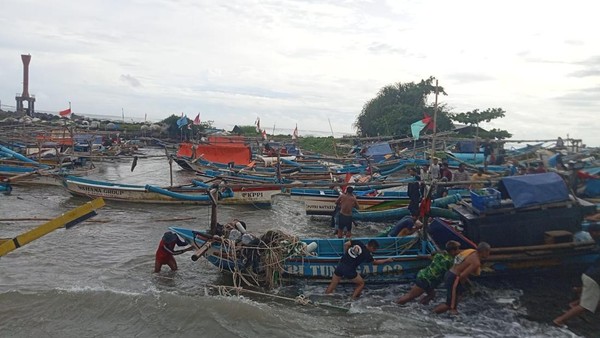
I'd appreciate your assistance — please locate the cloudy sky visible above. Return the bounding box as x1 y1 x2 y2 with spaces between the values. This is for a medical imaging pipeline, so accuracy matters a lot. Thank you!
1 0 599 145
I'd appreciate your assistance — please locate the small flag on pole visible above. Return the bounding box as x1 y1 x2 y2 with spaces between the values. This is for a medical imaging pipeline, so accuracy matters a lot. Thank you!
261 129 267 140
292 124 299 140
177 115 188 129
255 117 261 133
410 115 432 140
193 113 201 125
59 108 71 118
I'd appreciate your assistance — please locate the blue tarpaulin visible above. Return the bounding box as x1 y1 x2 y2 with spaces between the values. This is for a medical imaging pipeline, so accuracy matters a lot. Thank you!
363 142 393 162
498 172 570 208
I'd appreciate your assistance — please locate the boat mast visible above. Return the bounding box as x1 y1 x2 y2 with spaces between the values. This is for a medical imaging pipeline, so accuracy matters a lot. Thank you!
431 79 439 161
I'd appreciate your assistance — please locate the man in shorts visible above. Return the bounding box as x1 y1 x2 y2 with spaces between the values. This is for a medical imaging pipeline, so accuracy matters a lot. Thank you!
326 239 392 299
397 240 461 305
335 186 359 238
553 223 600 327
154 231 193 273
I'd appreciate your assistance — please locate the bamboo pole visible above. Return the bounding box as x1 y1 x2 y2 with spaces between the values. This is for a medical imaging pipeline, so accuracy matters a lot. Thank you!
327 118 339 157
431 79 439 160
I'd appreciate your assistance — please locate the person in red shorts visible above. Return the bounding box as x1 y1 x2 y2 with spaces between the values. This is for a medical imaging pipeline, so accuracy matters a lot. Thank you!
154 231 193 273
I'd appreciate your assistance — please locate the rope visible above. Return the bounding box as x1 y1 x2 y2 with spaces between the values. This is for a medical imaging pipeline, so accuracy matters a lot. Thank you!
205 283 348 311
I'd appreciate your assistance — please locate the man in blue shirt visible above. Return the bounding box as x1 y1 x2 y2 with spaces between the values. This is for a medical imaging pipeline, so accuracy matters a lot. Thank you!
386 215 423 237
326 239 392 299
553 223 600 327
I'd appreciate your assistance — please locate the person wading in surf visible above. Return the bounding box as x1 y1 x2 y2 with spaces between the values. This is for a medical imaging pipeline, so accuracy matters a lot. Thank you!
397 240 461 305
335 186 359 238
433 242 491 315
326 239 392 299
154 231 193 273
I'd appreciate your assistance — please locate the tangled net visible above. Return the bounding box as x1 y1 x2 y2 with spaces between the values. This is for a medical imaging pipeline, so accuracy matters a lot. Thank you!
215 229 306 290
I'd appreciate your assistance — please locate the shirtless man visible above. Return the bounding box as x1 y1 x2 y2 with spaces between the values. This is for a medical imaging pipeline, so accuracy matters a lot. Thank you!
433 242 491 315
335 186 359 238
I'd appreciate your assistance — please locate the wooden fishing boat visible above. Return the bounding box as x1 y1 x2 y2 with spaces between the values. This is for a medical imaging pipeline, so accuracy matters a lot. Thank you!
426 172 600 276
290 188 411 215
63 176 281 206
169 227 437 283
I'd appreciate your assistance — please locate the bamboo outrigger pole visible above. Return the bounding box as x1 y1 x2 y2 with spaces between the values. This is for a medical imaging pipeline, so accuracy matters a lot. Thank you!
431 79 439 161
328 118 339 157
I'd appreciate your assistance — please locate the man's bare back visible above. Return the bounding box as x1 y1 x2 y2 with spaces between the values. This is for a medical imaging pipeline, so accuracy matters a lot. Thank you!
336 192 358 216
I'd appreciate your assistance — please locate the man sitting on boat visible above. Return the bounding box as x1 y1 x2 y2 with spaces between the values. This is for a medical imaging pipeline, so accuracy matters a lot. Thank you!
397 240 461 305
386 215 423 237
154 231 194 273
553 223 600 328
433 242 491 315
325 239 393 299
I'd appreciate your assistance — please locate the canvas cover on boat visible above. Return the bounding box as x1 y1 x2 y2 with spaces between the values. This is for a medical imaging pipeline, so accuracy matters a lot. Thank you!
363 142 393 162
498 172 570 208
176 141 251 165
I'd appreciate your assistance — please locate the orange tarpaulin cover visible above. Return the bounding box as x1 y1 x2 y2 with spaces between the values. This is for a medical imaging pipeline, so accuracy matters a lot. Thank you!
176 141 251 165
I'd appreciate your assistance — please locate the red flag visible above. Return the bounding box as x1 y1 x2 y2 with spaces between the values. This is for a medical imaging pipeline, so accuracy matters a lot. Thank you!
193 113 200 125
423 113 434 130
59 108 71 118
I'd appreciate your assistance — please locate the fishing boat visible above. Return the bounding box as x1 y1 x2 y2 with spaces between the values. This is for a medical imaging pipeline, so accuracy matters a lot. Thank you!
427 172 600 276
290 188 411 215
63 176 281 206
169 226 437 284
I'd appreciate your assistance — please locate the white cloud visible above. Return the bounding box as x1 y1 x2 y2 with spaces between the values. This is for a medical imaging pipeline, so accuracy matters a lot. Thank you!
1 0 599 144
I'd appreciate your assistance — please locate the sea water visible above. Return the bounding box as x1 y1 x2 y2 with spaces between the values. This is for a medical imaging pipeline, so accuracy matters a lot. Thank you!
0 149 595 337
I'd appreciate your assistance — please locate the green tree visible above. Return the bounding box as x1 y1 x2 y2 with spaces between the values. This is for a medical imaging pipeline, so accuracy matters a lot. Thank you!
160 114 211 139
449 108 512 140
354 77 454 137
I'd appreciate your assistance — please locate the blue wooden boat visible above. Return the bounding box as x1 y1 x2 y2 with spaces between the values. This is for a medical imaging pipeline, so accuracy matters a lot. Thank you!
169 227 437 283
63 176 281 206
427 217 600 277
353 194 462 222
430 173 600 276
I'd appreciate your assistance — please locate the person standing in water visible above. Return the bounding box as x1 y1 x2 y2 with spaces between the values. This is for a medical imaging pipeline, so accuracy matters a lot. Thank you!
433 242 491 315
154 231 193 273
335 186 359 238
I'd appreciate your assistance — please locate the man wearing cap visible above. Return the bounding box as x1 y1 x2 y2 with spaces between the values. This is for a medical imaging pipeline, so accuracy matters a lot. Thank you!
326 239 392 299
397 240 462 305
553 224 600 328
335 186 359 238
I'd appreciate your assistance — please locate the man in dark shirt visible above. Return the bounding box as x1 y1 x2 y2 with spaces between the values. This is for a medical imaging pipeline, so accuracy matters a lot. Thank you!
386 215 423 237
326 239 392 299
553 224 600 327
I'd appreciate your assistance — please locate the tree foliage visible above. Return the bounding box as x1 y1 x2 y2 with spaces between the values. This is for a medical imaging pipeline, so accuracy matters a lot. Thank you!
160 114 212 139
354 77 454 137
449 108 512 139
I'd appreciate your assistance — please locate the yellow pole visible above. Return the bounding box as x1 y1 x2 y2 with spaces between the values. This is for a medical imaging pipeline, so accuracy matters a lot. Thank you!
0 198 105 257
